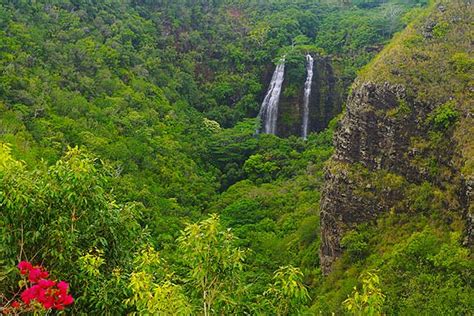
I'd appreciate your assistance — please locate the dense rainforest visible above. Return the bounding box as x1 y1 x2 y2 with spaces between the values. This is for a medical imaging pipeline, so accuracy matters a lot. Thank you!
1 0 472 315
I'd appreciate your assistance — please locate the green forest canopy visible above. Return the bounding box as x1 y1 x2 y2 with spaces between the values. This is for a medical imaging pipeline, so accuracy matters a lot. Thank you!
2 0 472 315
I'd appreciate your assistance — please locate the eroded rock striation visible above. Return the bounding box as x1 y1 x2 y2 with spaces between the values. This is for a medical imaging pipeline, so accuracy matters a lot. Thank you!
320 0 473 275
320 81 419 274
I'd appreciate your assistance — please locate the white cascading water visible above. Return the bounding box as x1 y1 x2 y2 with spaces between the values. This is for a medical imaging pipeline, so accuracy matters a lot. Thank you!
302 54 314 140
258 59 285 134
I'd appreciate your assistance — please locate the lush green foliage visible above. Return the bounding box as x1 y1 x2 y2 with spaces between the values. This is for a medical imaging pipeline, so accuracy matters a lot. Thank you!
263 266 310 315
125 246 192 315
314 212 473 315
0 144 143 313
177 214 245 315
427 100 459 131
1 0 472 315
343 271 385 316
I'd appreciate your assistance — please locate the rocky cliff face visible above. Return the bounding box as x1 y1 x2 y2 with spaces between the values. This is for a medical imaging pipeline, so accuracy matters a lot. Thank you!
320 1 473 274
320 82 423 273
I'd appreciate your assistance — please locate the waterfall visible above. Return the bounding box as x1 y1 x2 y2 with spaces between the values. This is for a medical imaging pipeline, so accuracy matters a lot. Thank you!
258 59 285 135
302 54 314 140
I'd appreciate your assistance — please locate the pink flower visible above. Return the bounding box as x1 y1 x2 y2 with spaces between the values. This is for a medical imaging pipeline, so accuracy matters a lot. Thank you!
38 279 56 288
17 261 32 275
16 261 74 311
54 303 65 310
41 296 54 309
21 286 38 304
36 287 47 302
62 294 74 305
57 281 69 294
28 268 43 283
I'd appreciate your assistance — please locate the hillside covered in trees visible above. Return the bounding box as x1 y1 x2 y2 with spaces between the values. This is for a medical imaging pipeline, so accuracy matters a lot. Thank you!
1 0 472 315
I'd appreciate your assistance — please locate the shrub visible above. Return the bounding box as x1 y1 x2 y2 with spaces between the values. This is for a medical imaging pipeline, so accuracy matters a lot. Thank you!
1 261 74 314
263 265 309 315
341 230 370 261
427 101 459 130
0 144 142 313
343 271 385 316
432 21 449 38
450 52 474 74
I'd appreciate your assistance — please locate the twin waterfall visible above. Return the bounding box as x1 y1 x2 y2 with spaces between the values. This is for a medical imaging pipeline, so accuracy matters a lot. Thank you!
258 54 314 138
258 60 285 135
302 54 314 140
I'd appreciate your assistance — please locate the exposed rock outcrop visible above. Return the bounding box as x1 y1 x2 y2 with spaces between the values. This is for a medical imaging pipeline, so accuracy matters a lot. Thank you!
319 0 473 275
320 81 419 274
320 79 469 275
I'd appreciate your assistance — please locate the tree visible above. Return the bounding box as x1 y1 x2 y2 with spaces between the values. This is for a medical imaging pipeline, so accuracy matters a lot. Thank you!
177 214 245 316
125 246 192 315
263 265 309 315
0 143 142 313
343 271 385 316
